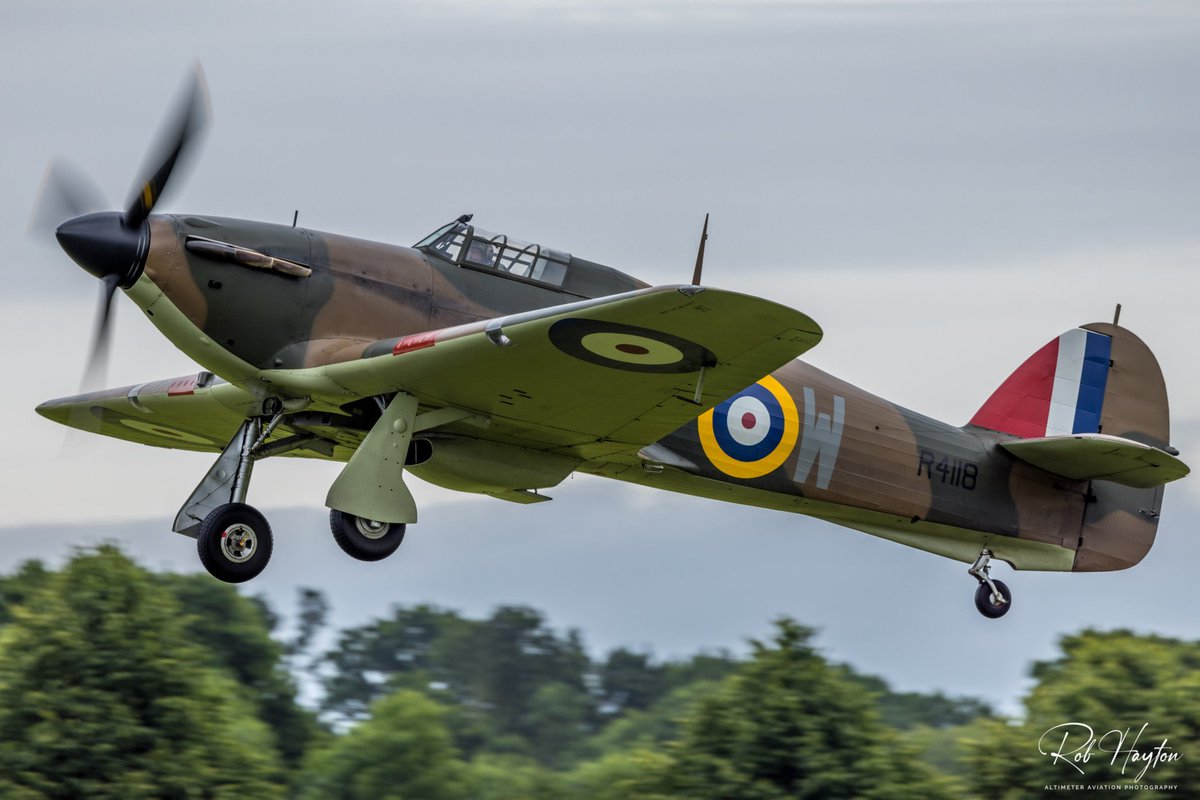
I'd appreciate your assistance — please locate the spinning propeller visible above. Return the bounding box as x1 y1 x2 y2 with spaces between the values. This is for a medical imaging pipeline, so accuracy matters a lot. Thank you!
30 65 210 391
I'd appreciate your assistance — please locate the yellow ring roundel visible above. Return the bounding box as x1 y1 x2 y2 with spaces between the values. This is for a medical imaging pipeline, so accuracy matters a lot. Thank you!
578 333 684 366
119 418 213 446
698 376 799 479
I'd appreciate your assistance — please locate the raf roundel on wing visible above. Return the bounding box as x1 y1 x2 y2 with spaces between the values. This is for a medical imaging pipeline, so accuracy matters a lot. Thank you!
548 318 713 373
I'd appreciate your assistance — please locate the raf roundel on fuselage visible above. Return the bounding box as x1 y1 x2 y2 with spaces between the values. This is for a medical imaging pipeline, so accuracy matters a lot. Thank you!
698 377 799 479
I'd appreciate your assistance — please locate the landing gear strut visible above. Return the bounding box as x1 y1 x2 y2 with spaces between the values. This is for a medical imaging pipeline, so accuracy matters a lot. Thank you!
176 391 425 582
969 549 1012 619
175 414 284 583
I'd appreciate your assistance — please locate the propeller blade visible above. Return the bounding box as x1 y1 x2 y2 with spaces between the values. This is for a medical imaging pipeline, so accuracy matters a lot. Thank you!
29 160 108 239
81 274 122 392
31 63 212 416
64 274 122 441
123 63 211 229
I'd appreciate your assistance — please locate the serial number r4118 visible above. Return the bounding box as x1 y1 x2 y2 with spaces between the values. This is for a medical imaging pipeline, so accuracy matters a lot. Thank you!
918 449 977 490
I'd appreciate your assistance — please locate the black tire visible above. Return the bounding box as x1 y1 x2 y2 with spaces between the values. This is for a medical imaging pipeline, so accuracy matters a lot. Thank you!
196 503 273 583
330 509 406 562
974 579 1012 619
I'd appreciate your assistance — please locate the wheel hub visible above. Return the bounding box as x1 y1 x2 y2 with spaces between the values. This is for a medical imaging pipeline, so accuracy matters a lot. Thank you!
220 523 257 562
354 516 391 540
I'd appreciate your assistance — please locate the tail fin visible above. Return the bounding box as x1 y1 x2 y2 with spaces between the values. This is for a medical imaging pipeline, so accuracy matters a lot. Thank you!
971 323 1181 571
970 327 1111 439
970 323 1169 446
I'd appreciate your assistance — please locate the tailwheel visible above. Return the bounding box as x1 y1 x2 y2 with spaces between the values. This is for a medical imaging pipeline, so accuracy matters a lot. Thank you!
974 579 1012 619
197 503 273 583
968 549 1012 619
330 509 406 562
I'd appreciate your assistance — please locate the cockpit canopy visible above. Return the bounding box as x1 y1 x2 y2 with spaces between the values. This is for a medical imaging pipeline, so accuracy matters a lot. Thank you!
415 217 572 288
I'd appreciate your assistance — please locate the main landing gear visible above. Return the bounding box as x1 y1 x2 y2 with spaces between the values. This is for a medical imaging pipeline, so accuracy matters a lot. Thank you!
173 414 283 583
330 510 406 561
174 403 416 583
969 549 1012 619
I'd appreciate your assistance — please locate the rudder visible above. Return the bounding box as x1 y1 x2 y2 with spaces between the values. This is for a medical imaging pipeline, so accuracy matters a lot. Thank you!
1076 323 1173 571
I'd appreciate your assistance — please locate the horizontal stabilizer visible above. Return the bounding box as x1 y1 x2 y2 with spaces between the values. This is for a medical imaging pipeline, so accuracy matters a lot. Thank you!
1000 434 1189 489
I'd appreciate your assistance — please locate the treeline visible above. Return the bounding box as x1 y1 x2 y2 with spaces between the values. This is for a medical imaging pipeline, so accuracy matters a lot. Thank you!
0 547 1194 798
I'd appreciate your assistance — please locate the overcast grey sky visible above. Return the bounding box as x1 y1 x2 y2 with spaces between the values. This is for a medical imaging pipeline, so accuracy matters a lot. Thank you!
2 0 1199 711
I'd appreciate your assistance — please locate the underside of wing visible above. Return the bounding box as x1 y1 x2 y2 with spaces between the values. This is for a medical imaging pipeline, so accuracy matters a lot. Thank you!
35 375 357 460
271 285 823 461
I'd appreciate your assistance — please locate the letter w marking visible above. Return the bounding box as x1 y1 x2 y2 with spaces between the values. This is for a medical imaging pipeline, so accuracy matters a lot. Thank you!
793 388 845 490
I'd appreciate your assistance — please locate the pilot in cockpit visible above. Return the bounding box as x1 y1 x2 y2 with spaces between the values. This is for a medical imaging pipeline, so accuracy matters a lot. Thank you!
466 238 499 268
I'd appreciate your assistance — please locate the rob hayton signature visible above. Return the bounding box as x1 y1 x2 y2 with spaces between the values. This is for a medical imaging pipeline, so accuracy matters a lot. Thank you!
1038 722 1181 782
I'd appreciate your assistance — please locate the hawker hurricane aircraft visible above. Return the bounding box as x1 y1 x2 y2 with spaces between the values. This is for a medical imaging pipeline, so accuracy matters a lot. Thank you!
33 69 1189 617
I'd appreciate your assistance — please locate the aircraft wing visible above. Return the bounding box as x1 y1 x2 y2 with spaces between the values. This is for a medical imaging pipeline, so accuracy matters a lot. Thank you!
36 377 243 452
271 285 822 458
37 286 821 464
35 373 379 461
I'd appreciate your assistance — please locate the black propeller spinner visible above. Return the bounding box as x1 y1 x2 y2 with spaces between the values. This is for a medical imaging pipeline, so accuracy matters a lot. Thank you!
32 65 210 390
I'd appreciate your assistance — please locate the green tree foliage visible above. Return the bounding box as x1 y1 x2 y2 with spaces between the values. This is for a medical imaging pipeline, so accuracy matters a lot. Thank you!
0 546 284 799
316 600 997 782
598 648 737 713
298 690 471 800
847 673 994 729
561 748 677 800
156 575 322 770
288 587 331 659
440 606 592 748
0 552 1008 798
320 603 467 722
519 682 595 768
901 721 984 785
601 648 668 713
659 619 958 800
582 679 727 758
969 629 1200 798
464 754 564 800
320 604 594 763
659 651 740 690
0 559 51 626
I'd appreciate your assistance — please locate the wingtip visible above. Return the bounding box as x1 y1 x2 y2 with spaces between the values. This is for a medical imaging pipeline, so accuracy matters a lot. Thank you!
34 399 67 424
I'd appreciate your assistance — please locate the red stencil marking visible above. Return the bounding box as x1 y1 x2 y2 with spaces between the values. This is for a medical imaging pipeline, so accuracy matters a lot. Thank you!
167 376 198 396
393 332 437 355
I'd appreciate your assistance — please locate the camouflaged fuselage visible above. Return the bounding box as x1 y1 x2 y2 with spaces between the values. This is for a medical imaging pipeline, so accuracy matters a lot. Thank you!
142 215 646 372
642 349 1165 574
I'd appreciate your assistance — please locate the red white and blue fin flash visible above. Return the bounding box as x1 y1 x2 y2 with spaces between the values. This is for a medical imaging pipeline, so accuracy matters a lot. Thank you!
971 328 1112 439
